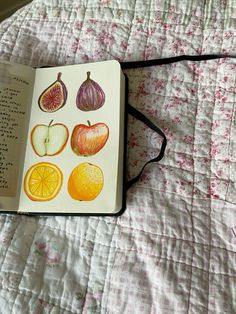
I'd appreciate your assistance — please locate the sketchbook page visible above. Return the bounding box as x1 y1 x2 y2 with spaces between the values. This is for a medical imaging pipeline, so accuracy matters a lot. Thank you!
19 60 122 213
0 61 35 211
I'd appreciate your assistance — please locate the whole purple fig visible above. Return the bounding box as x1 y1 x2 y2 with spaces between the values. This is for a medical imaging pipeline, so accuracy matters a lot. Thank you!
76 72 105 111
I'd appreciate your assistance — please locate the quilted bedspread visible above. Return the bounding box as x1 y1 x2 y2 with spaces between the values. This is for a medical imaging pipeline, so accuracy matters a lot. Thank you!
0 0 236 313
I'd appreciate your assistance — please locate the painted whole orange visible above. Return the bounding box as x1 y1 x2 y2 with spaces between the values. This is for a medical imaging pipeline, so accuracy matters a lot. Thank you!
68 162 104 201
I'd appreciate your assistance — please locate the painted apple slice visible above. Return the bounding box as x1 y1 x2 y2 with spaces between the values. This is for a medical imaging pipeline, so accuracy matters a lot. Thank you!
76 72 105 111
31 121 69 156
38 73 67 112
71 121 109 156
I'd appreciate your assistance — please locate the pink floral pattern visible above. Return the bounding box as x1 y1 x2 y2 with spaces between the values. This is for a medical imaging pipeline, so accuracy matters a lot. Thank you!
34 241 62 266
33 299 53 314
76 289 102 313
0 1 236 313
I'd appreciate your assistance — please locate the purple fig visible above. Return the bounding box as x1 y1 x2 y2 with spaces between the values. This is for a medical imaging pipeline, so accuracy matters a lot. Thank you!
76 72 105 111
38 72 67 112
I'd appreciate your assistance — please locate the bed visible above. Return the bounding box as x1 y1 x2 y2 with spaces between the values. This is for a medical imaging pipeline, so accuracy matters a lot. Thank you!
0 0 235 313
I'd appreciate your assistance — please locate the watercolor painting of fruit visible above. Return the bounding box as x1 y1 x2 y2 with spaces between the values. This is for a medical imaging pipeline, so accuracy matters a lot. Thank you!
68 162 104 201
24 162 63 201
38 73 67 112
71 121 109 156
31 121 69 157
76 72 105 111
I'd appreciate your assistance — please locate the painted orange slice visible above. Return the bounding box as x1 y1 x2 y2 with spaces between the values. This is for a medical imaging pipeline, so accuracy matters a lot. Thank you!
24 162 63 201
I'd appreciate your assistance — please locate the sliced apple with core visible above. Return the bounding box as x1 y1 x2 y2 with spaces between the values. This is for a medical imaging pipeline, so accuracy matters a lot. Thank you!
31 120 69 156
71 121 109 156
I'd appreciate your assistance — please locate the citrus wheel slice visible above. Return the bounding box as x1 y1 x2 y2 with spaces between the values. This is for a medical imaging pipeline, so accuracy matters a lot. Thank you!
24 162 63 201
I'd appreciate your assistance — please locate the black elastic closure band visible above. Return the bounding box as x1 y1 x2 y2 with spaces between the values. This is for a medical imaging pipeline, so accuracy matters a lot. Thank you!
126 104 167 190
121 54 229 69
123 54 232 190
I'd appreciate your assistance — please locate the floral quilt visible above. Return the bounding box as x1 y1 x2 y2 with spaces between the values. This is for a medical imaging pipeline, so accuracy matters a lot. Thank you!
0 0 235 313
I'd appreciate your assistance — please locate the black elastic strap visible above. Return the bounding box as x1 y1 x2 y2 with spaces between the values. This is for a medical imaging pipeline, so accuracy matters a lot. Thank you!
123 54 230 189
121 54 228 69
126 104 167 190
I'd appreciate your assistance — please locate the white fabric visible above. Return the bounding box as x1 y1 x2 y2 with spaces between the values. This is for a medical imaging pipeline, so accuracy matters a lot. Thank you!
0 1 236 313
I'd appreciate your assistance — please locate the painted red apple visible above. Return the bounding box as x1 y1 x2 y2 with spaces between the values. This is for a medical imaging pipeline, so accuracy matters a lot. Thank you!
71 121 109 156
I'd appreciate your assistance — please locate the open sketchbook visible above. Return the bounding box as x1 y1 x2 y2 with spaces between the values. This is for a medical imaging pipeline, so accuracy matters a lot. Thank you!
0 60 126 215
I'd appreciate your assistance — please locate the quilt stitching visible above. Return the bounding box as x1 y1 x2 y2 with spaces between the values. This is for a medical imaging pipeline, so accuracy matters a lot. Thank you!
38 221 236 253
225 73 236 204
0 218 20 271
186 59 199 313
187 57 204 313
109 249 236 278
0 1 236 313
0 285 76 314
29 225 235 279
123 0 136 61
100 219 119 313
10 5 31 62
71 0 87 64
80 217 99 314
205 55 221 314
102 222 120 314
8 226 38 313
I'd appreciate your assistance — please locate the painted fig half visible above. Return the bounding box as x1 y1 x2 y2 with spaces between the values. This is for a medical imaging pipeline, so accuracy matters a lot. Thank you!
38 72 68 112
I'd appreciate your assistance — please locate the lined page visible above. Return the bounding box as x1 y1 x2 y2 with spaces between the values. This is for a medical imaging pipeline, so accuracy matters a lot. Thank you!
0 61 35 210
